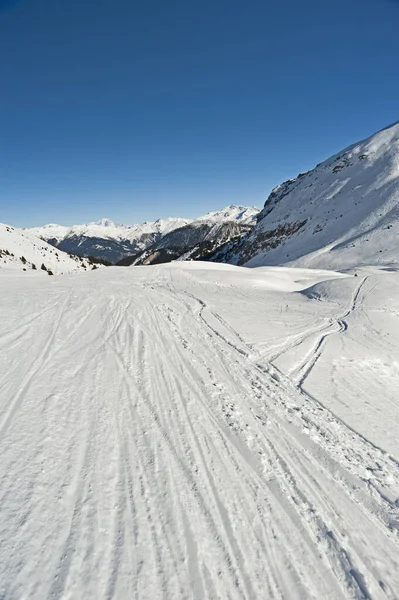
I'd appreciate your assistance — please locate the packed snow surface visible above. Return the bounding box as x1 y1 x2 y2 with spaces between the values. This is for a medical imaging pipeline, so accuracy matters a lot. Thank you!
0 262 398 599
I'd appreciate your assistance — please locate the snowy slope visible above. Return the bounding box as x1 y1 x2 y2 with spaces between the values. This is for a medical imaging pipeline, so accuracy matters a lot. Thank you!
233 121 399 269
0 261 398 599
0 223 96 274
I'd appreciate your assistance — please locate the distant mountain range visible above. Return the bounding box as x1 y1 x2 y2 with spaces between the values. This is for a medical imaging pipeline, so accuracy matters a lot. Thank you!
27 206 259 264
9 121 399 274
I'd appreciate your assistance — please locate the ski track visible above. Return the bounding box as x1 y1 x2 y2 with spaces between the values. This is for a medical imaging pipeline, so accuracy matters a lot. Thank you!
293 276 369 390
0 268 398 599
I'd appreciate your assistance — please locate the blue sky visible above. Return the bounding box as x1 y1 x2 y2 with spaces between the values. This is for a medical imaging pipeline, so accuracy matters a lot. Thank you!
1 0 398 227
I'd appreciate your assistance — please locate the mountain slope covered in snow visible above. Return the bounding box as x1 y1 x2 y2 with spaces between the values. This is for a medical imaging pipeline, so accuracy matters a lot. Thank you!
0 223 97 274
228 121 399 269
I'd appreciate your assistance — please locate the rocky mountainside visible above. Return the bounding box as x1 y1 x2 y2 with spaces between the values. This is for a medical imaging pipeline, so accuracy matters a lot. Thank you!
28 206 259 264
0 223 99 274
222 121 399 270
119 220 253 266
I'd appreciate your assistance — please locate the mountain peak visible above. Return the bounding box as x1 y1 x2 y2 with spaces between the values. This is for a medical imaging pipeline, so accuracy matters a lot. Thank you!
196 205 260 225
95 218 117 227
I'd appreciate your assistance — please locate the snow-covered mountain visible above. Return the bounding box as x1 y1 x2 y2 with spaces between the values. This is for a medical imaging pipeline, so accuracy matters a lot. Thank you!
195 205 259 225
225 121 399 270
27 217 191 263
27 206 259 263
29 216 191 245
116 207 259 266
0 223 98 274
121 220 253 266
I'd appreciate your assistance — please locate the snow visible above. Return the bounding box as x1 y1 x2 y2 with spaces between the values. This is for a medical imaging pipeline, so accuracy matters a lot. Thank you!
0 223 96 274
243 121 399 270
1 260 398 599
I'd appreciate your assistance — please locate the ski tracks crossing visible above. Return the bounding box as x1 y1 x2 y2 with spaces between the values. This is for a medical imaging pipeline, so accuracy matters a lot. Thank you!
0 269 398 599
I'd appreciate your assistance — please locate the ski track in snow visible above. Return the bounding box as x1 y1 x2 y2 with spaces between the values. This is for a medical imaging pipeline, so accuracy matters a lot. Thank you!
0 266 398 599
293 276 369 389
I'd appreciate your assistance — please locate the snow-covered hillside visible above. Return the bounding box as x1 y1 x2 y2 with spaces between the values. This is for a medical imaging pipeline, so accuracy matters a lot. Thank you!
231 121 399 269
1 261 398 598
0 223 96 274
26 205 259 263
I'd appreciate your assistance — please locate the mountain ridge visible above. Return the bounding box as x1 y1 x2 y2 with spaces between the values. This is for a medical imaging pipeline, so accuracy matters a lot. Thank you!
221 121 399 270
27 205 259 263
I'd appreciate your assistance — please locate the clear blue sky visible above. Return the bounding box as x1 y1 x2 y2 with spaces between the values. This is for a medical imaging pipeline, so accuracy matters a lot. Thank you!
1 0 398 226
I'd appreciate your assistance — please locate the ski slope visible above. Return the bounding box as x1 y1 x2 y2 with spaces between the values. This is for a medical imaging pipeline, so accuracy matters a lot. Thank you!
0 263 398 599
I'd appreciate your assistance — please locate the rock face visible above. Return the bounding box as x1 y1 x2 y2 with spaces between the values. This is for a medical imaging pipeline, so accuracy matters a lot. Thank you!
27 206 259 264
229 121 399 270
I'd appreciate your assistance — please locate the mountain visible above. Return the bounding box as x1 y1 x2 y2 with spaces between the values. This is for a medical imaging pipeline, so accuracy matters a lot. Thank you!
27 217 191 264
195 205 259 225
27 206 259 264
224 121 399 270
120 220 253 266
0 223 99 274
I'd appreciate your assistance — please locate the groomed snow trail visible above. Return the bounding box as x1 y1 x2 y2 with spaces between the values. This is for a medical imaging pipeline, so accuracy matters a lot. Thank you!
0 266 398 600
